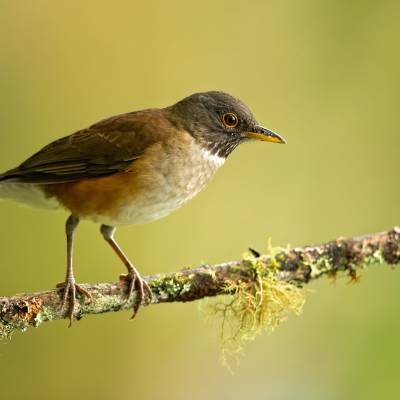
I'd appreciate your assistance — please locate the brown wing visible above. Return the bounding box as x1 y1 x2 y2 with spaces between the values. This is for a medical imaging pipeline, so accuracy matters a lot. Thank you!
0 109 166 184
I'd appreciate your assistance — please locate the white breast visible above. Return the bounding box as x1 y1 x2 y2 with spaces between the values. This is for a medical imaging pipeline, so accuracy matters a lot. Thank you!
200 148 225 169
100 142 226 226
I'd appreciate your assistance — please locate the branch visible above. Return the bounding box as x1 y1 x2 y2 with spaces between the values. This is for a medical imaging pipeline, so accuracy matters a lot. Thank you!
1 227 399 338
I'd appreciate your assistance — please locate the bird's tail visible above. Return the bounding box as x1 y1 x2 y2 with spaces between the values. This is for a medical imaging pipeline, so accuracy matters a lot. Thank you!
0 171 8 187
0 170 60 209
0 171 16 200
0 170 17 191
0 168 20 183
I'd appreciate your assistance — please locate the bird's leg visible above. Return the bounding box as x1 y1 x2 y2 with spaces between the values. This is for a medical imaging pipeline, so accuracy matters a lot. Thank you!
56 215 92 326
100 225 153 318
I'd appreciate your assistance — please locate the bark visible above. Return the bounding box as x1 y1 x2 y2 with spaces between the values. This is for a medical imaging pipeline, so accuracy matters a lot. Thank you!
1 227 399 338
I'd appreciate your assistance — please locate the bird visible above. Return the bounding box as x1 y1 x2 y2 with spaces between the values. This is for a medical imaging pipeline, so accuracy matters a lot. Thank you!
0 91 286 325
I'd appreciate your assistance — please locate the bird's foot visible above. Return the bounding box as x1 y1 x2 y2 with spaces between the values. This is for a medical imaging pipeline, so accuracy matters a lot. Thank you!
56 278 92 326
119 267 153 318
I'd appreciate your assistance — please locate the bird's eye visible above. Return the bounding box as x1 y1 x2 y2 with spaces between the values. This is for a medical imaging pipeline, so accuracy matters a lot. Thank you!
222 112 239 128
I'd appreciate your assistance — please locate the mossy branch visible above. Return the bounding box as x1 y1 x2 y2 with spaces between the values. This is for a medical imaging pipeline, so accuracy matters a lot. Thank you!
1 227 399 339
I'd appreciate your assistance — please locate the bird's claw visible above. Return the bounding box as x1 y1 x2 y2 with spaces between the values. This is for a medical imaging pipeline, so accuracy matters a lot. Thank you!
119 268 153 318
56 279 92 326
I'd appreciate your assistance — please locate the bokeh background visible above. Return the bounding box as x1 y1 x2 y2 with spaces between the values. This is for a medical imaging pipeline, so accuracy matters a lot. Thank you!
1 1 399 399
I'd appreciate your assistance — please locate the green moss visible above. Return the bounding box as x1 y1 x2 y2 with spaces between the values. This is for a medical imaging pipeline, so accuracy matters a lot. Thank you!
90 293 125 313
207 275 305 369
305 248 385 279
33 307 54 327
308 254 334 278
0 324 14 340
0 317 28 339
227 263 245 275
363 249 385 267
149 273 192 298
203 268 217 282
204 245 306 369
242 242 284 279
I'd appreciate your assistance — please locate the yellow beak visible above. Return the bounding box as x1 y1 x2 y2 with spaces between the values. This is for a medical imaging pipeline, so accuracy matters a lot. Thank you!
244 125 287 144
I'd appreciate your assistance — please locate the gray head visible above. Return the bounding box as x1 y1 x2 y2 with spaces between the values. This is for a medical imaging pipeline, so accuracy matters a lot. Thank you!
168 91 286 157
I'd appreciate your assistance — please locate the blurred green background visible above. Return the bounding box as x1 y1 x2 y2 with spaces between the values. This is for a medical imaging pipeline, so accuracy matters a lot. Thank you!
0 1 399 399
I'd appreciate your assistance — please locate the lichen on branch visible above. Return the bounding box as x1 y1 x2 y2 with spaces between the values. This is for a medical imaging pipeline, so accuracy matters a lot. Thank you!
0 227 399 342
205 256 306 367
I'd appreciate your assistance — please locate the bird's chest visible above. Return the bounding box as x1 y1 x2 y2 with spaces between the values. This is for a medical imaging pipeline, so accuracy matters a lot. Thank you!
114 141 225 225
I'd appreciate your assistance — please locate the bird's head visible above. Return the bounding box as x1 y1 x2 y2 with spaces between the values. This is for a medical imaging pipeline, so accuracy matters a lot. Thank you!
168 91 286 157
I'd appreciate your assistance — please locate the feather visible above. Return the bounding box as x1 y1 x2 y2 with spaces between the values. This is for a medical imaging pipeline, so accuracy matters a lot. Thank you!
0 108 169 184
